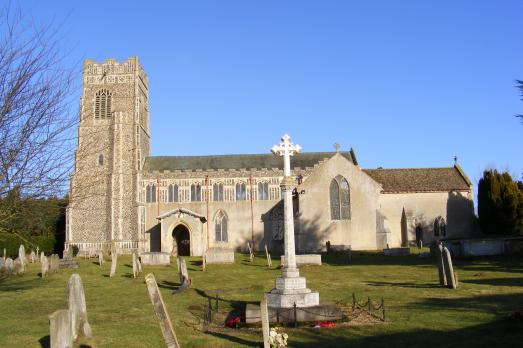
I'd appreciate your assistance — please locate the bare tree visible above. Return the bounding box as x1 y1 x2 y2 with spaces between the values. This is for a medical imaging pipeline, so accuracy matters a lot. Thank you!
0 3 77 232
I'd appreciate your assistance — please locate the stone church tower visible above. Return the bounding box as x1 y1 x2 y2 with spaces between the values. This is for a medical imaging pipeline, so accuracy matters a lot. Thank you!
66 57 150 253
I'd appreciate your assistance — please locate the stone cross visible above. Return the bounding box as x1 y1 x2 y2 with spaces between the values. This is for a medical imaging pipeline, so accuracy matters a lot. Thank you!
260 294 270 348
110 252 117 277
49 309 73 348
271 133 302 177
68 274 92 340
145 273 180 348
271 134 300 276
333 142 341 152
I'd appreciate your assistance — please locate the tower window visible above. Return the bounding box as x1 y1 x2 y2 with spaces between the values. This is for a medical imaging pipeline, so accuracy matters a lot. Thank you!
95 89 112 119
98 154 104 166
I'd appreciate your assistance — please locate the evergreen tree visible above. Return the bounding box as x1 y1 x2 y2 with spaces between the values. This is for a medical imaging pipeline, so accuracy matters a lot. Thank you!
478 170 523 236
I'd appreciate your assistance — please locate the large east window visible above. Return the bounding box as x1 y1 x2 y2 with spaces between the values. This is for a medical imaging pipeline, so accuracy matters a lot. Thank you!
330 175 350 220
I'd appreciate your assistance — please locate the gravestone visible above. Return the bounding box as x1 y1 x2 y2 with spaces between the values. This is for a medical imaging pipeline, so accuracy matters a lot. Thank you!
41 255 49 278
68 274 93 340
132 253 138 278
442 247 457 289
5 257 14 275
265 245 272 268
13 257 24 275
50 254 60 273
140 252 170 265
30 251 36 263
177 258 190 292
260 295 270 348
48 309 73 348
98 252 104 266
435 243 447 286
36 246 40 261
19 244 26 266
205 247 234 264
145 273 180 348
0 258 4 273
202 252 206 272
247 242 254 262
137 255 142 274
3 247 6 261
110 252 117 277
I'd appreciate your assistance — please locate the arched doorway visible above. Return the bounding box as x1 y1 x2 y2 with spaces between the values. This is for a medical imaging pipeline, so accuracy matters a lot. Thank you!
172 224 190 256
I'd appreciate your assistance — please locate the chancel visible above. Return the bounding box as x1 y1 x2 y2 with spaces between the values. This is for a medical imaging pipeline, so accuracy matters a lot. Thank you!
66 57 477 255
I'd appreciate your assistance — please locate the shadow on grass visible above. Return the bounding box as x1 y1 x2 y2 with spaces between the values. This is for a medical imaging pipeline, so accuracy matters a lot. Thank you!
366 281 439 289
462 277 523 287
38 335 49 348
0 276 43 292
158 280 180 291
323 251 435 267
292 318 523 348
205 330 258 346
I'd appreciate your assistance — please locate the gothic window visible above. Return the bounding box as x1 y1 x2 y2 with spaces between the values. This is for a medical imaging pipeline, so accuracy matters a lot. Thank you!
214 210 228 242
330 175 350 220
235 182 246 201
95 89 112 119
146 184 157 203
213 182 224 201
258 182 269 200
434 216 446 237
168 184 179 203
98 154 104 166
191 183 201 202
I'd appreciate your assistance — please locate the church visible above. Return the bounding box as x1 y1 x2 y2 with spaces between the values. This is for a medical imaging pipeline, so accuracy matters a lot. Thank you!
66 57 477 255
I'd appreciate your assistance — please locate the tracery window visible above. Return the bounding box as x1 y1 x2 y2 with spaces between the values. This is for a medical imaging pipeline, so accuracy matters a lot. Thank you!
95 89 112 119
258 182 269 200
330 175 350 220
213 182 224 201
235 182 246 201
146 184 157 203
214 210 228 242
191 183 201 202
168 184 179 203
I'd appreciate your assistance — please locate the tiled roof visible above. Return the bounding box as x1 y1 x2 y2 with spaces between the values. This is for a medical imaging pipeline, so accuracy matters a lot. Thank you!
143 151 354 172
363 166 471 193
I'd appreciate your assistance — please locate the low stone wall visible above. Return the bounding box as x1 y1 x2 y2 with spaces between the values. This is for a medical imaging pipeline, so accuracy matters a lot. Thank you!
246 303 342 323
280 254 322 266
140 252 170 266
205 248 235 264
383 247 410 256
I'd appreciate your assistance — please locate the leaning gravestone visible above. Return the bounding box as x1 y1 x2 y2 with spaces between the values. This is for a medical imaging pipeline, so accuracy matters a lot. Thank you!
264 245 272 268
442 246 457 289
177 258 190 292
41 256 49 278
260 295 270 348
435 243 447 286
110 252 117 277
49 309 73 348
68 274 93 340
145 274 180 348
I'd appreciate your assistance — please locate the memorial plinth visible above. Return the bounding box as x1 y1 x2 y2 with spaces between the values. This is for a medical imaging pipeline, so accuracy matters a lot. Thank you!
266 134 319 308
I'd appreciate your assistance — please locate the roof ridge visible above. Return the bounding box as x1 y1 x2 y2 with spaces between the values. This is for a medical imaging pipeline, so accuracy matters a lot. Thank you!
146 151 348 159
364 167 455 171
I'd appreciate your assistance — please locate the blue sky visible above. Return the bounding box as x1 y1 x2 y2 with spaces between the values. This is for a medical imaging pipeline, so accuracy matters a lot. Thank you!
20 1 523 190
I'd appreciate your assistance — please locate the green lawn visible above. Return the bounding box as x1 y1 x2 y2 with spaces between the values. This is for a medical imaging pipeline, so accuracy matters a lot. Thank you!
1 250 523 347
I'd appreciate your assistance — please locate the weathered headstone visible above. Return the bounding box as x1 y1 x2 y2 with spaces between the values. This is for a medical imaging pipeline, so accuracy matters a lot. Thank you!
5 257 14 275
264 245 272 268
30 250 36 263
442 246 457 289
68 274 92 340
202 252 206 272
145 274 180 348
0 257 4 273
260 295 270 348
132 253 138 278
248 242 254 262
48 309 73 348
435 243 447 286
110 252 117 277
98 252 104 267
19 244 26 266
3 247 6 261
137 255 142 274
177 258 190 292
41 255 49 278
13 257 25 275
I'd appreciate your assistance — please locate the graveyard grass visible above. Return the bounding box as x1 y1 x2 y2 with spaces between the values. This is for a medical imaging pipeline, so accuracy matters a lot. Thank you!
1 250 523 347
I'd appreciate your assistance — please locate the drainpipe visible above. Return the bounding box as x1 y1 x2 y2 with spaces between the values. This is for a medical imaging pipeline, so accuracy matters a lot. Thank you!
249 174 254 252
206 175 210 251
